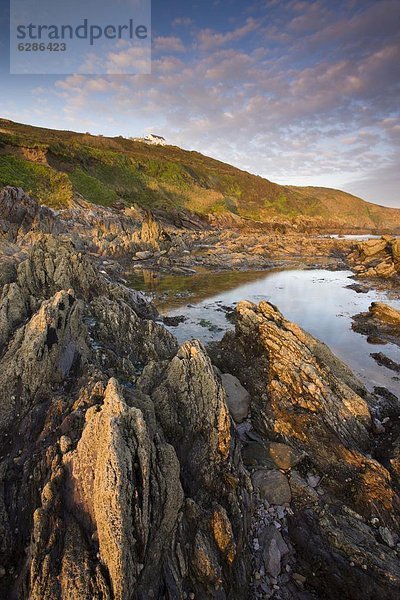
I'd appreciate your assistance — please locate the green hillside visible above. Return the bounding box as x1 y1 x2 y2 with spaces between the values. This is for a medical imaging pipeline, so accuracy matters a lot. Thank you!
0 118 399 229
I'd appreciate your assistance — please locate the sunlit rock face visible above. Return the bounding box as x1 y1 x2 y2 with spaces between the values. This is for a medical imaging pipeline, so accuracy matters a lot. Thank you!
0 194 251 599
1 188 400 600
212 300 400 599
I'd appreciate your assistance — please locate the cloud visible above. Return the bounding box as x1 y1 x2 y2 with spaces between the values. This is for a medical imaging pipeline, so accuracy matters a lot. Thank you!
153 36 185 52
22 0 400 207
196 17 260 50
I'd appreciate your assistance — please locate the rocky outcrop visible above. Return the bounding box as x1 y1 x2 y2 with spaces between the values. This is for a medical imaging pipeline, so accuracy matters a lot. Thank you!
352 302 400 347
212 300 400 599
0 186 60 242
348 236 400 279
0 231 251 599
2 187 400 599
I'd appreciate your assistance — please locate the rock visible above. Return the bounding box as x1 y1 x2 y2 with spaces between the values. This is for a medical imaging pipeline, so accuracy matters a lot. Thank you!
370 302 400 327
357 238 387 258
212 300 400 599
306 474 321 488
267 442 305 470
59 435 72 454
372 418 385 435
252 470 291 504
264 538 281 578
379 526 396 548
0 204 251 599
390 238 400 263
242 442 275 468
292 572 306 584
374 260 396 278
371 352 400 373
220 373 251 423
135 250 153 260
163 315 186 326
353 303 400 348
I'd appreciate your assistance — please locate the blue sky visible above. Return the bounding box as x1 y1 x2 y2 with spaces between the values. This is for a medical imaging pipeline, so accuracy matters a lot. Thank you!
0 0 399 206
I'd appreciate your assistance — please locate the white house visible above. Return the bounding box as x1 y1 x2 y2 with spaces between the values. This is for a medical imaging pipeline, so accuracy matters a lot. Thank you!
144 134 167 146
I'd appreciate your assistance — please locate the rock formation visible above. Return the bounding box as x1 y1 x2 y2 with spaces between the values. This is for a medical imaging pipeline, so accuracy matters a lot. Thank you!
348 236 400 280
1 187 400 600
211 301 400 599
0 191 251 599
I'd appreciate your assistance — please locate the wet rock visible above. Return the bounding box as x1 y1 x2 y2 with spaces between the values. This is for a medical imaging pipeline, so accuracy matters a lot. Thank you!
371 352 400 373
369 302 400 327
252 470 291 504
220 373 251 423
353 302 400 347
163 315 186 326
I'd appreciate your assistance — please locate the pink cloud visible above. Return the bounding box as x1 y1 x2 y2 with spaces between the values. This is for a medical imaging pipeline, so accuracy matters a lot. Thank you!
153 36 185 52
196 17 260 50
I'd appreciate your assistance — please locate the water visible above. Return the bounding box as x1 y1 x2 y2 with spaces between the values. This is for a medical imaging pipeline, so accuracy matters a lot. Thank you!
131 268 400 396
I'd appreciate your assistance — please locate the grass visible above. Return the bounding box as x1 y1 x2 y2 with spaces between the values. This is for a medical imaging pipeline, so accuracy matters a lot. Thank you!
0 155 73 208
0 117 399 229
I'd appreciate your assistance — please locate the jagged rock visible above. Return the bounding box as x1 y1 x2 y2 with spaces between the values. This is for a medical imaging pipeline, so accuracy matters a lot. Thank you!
369 302 400 327
64 379 184 600
220 373 251 423
212 300 400 598
358 238 387 258
391 238 400 263
373 260 396 278
0 186 60 242
0 225 251 599
353 302 400 348
348 236 400 280
0 288 88 434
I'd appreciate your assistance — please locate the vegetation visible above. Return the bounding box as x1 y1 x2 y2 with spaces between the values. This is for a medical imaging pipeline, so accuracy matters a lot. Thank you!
0 155 73 208
0 118 399 228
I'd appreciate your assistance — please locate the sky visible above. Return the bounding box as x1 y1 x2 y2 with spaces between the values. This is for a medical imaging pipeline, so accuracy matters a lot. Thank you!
0 0 399 207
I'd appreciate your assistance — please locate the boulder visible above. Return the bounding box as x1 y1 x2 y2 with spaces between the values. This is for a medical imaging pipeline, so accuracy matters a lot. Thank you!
370 302 400 327
357 238 387 258
220 373 251 423
251 469 291 504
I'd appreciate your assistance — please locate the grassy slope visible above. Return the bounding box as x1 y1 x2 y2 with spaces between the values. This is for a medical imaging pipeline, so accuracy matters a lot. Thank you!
0 118 399 229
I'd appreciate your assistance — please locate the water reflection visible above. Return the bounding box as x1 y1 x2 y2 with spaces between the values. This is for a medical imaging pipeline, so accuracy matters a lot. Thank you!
131 268 400 396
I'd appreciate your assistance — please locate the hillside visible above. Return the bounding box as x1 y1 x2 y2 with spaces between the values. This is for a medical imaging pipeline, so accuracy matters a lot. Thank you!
0 118 399 230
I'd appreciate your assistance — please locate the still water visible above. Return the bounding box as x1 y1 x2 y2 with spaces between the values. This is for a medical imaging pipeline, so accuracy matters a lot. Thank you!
131 268 400 396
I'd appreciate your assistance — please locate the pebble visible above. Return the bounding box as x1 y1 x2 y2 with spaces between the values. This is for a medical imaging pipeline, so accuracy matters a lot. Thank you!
0 566 6 577
276 506 285 520
307 474 320 488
